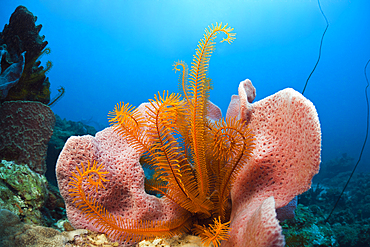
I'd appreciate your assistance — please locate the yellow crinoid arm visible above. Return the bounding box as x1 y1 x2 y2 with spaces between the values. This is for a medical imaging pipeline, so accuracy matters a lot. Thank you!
108 102 150 153
145 91 212 216
68 161 192 244
173 60 190 103
194 216 231 247
210 117 255 221
189 22 235 94
187 23 236 199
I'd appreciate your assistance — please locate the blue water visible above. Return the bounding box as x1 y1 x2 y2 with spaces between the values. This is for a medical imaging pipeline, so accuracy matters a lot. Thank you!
1 0 370 171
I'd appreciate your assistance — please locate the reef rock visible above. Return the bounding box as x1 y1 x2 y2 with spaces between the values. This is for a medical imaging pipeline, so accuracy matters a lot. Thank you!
0 160 65 227
0 208 87 247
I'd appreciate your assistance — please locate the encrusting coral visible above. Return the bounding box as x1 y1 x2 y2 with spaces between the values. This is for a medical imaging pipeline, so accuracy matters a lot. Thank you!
56 23 321 247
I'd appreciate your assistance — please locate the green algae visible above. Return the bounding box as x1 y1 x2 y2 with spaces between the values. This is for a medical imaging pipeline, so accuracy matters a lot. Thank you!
0 160 48 224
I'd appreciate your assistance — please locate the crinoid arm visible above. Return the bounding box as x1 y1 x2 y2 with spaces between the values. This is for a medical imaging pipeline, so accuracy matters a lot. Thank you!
48 86 65 106
104 22 243 245
145 91 213 217
21 47 52 83
173 60 190 103
181 23 236 201
68 160 192 244
108 102 150 152
194 216 231 247
209 117 255 221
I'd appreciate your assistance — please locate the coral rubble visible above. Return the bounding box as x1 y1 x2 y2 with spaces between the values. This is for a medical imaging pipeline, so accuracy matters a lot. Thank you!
0 208 86 247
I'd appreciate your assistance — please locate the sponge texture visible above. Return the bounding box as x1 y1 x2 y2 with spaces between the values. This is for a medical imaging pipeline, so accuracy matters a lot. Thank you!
229 87 321 215
56 103 188 246
0 101 55 174
224 81 321 247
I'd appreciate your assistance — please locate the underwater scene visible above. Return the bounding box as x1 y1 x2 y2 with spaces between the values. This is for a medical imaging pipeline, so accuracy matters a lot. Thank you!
0 0 369 246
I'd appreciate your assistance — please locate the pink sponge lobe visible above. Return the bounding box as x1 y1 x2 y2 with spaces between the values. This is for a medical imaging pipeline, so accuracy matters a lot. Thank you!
223 197 285 247
56 103 188 246
228 87 321 216
224 80 321 247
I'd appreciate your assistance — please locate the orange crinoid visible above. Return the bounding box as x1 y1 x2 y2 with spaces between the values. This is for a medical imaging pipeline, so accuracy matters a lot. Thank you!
68 23 255 246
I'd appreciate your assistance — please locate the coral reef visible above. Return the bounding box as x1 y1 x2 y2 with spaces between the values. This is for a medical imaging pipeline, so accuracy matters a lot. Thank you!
0 160 47 213
136 234 204 247
66 230 121 247
0 208 87 247
283 154 370 247
0 101 55 174
281 204 336 247
50 114 97 151
0 5 53 104
0 160 65 227
314 153 355 183
56 79 321 247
